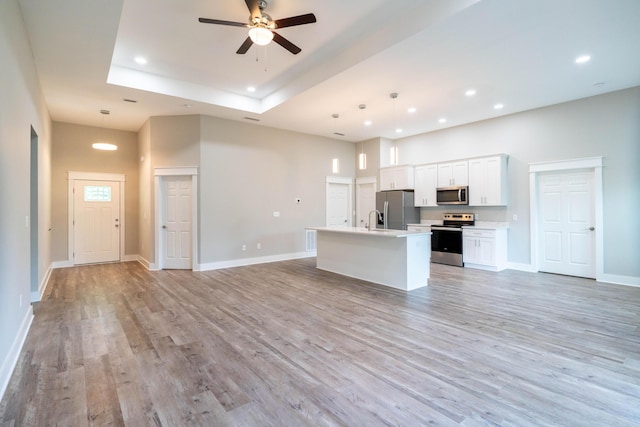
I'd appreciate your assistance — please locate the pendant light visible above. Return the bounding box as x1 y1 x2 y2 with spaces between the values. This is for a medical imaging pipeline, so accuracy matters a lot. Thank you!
390 93 399 165
92 110 117 151
358 104 367 170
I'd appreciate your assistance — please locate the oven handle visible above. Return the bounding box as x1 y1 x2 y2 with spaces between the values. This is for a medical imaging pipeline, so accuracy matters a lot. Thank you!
431 227 463 232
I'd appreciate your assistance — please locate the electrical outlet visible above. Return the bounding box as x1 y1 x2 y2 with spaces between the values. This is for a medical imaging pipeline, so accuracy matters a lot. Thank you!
242 244 246 251
257 242 261 249
513 214 518 221
273 211 280 217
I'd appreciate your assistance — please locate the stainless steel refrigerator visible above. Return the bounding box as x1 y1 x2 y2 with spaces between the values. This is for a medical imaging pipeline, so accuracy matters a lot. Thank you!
375 191 419 230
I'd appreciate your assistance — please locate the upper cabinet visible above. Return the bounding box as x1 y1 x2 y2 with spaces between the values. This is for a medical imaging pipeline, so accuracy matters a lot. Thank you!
414 164 438 207
437 160 469 187
468 154 508 206
380 165 414 191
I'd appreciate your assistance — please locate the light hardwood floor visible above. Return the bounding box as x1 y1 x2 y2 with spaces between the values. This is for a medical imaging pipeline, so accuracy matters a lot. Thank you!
1 259 639 426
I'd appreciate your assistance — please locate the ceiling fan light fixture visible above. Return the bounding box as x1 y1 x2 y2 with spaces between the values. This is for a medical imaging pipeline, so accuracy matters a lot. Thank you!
249 27 273 46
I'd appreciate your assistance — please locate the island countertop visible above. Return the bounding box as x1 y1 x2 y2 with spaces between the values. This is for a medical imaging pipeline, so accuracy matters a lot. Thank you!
306 226 431 238
308 226 431 291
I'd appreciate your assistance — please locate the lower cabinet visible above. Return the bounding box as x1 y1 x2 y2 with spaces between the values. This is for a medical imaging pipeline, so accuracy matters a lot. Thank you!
462 228 507 271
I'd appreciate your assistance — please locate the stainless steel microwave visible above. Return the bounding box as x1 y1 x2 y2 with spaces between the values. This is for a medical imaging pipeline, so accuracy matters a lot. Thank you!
436 186 469 205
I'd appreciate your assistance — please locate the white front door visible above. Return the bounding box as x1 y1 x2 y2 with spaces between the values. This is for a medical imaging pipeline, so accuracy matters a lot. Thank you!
356 178 376 228
162 176 192 269
537 170 595 278
326 180 352 227
73 180 120 265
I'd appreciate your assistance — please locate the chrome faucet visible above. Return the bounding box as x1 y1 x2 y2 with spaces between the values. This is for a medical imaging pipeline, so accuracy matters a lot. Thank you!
368 209 382 231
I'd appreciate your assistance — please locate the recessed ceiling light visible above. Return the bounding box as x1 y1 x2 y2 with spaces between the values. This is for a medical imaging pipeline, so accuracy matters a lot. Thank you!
575 55 591 64
364 120 372 126
247 86 256 92
134 56 147 65
407 107 417 113
494 103 504 110
395 128 403 133
438 118 447 123
465 89 476 96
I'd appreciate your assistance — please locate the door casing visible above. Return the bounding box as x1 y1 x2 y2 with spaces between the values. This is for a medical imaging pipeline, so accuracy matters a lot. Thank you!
67 171 125 265
529 157 603 280
154 167 198 271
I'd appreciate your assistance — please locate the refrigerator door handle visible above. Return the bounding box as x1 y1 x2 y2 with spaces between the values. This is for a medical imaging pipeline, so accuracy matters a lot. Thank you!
383 201 389 229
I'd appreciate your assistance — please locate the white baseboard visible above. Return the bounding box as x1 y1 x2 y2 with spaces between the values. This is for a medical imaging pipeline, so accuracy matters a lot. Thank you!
196 251 316 272
30 264 53 302
121 254 139 262
598 273 640 288
507 262 536 272
0 307 33 402
51 260 73 269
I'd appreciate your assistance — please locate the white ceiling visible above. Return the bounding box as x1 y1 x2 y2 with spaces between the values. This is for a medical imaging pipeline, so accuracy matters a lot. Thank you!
18 0 640 142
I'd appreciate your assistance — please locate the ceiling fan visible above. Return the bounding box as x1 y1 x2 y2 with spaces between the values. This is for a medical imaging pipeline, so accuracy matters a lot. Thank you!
198 0 317 55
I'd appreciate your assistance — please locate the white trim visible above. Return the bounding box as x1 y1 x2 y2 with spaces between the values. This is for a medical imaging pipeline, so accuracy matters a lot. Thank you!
355 176 377 185
598 274 640 288
154 168 199 270
0 307 33 401
51 260 74 269
325 176 354 227
529 156 603 173
529 157 603 281
121 254 139 262
196 251 316 272
154 167 198 176
30 264 52 302
506 262 537 273
67 171 126 182
67 172 126 265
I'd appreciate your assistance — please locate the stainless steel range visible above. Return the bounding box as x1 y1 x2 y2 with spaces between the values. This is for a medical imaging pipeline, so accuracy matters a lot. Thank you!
431 213 475 267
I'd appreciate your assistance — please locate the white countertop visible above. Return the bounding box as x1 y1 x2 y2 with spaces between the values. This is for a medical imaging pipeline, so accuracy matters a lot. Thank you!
307 226 431 238
464 221 510 230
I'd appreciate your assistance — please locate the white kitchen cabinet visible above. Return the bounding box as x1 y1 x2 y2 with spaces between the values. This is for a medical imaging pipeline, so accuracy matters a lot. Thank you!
414 164 438 206
462 228 507 271
468 155 508 206
437 160 468 187
380 165 414 191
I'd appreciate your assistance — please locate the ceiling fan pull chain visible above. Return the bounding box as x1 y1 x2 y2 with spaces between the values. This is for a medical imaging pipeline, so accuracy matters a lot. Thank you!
264 44 268 72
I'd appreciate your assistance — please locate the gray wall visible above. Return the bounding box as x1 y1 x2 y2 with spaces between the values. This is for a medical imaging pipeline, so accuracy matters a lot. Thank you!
199 116 355 264
396 87 640 278
0 0 52 397
51 122 140 262
140 115 355 267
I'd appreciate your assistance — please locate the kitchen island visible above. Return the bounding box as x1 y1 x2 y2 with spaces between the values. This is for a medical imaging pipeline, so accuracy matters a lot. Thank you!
307 227 431 291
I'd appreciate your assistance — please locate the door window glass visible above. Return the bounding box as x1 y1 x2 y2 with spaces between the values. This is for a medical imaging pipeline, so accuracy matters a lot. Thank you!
84 186 111 202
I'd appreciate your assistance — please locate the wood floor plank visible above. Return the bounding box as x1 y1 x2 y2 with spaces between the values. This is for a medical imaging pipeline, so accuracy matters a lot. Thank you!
2 260 639 426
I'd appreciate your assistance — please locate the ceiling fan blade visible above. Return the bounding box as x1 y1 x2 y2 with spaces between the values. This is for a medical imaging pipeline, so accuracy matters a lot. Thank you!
272 32 302 55
199 17 248 27
273 13 316 29
236 37 254 54
245 0 262 21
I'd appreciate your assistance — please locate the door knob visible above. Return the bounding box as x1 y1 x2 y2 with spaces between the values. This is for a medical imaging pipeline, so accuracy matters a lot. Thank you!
588 226 595 231
115 224 119 228
162 225 167 229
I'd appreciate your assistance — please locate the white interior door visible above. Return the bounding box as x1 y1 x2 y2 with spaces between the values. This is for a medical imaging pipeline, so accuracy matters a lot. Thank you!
73 180 120 265
537 170 595 278
326 180 352 227
162 176 192 269
356 178 376 228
